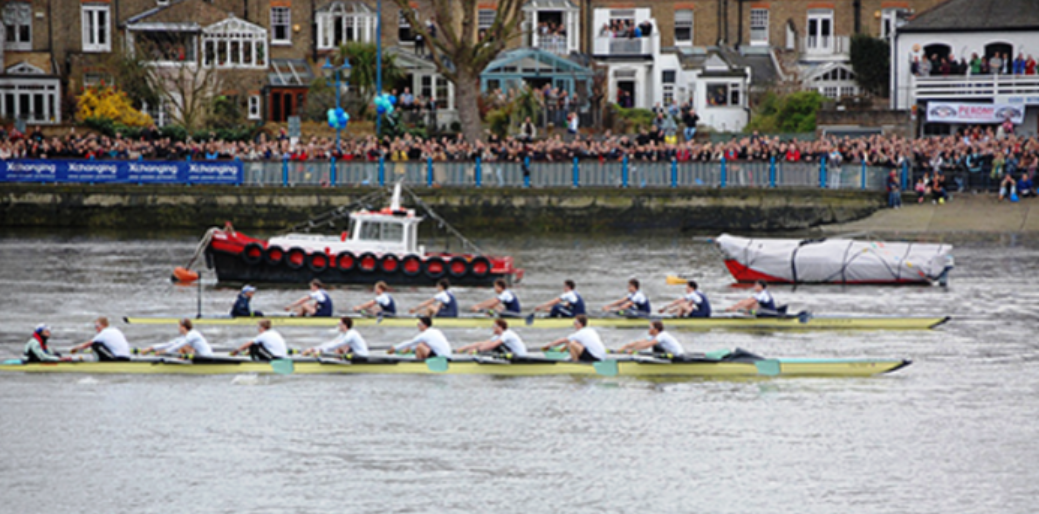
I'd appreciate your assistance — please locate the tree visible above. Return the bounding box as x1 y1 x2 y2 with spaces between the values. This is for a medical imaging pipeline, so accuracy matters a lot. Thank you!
850 34 890 97
745 91 824 134
336 42 405 103
393 0 527 142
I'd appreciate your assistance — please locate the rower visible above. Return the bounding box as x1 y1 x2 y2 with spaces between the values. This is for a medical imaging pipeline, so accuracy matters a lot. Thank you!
231 285 263 317
542 314 606 362
725 279 777 315
602 278 651 316
231 319 288 361
70 317 131 361
617 320 685 356
23 324 71 363
388 316 452 360
457 319 528 357
660 280 711 318
138 318 214 357
410 278 458 318
301 316 369 359
470 278 521 317
532 279 586 318
286 279 334 317
352 281 395 316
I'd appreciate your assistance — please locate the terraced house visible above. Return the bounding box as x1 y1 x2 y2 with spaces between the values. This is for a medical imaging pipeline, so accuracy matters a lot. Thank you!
2 0 943 131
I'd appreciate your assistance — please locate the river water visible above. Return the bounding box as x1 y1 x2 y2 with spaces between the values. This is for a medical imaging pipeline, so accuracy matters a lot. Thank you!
0 230 1037 513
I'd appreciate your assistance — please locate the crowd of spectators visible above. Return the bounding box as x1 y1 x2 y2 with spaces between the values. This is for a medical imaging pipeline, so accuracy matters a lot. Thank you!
599 19 654 39
912 51 1038 77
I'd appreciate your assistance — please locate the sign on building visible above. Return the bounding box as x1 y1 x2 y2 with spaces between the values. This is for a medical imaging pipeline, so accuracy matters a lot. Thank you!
926 102 1024 124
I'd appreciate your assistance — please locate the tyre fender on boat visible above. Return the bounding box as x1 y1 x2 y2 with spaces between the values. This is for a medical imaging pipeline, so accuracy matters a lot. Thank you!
357 252 379 273
336 251 356 273
424 256 447 279
307 253 330 273
469 256 492 278
264 246 285 266
380 254 401 274
448 256 469 278
242 243 265 265
401 254 422 277
285 247 307 270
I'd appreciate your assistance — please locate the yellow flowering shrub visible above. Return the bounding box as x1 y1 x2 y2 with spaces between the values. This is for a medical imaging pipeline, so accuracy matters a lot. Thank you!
77 84 154 127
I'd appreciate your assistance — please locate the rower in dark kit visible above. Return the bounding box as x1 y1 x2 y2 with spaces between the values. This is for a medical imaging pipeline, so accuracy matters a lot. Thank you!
601 278 651 316
231 285 263 317
659 280 711 318
352 281 396 316
617 321 686 356
542 314 607 362
231 319 288 361
470 278 522 317
457 319 528 357
532 279 586 318
388 316 453 360
286 279 333 317
23 324 71 363
410 278 458 318
70 317 132 361
726 279 777 315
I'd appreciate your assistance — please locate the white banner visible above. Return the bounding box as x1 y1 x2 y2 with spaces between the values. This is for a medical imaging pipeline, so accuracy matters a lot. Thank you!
927 102 1024 124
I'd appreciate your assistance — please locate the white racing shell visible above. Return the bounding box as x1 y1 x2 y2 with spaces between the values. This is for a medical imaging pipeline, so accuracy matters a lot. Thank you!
715 234 954 284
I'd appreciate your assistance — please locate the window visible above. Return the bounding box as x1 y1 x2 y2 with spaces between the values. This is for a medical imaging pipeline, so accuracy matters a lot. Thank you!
806 9 833 51
663 70 676 106
203 18 267 68
478 9 495 31
0 79 61 123
398 10 415 42
82 4 111 53
3 2 31 50
674 10 692 45
706 83 741 107
248 95 261 120
317 3 374 49
360 222 404 242
136 31 198 63
271 7 291 44
750 9 768 45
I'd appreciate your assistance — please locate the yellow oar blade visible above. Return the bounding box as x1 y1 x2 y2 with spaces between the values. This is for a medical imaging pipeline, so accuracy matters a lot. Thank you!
665 275 689 286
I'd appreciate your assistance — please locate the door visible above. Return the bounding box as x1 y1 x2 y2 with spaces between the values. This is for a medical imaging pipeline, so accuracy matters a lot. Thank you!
616 80 636 108
806 9 832 53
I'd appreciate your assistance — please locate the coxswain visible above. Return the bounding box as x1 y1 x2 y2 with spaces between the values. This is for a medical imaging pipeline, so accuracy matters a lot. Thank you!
601 278 651 316
410 278 458 318
23 324 70 363
301 316 369 359
352 281 396 316
231 285 263 317
532 279 586 318
456 319 528 357
725 279 777 314
231 319 288 361
469 278 522 317
660 280 711 318
617 320 685 356
286 279 334 317
387 316 452 359
70 317 131 361
542 314 606 362
138 318 214 357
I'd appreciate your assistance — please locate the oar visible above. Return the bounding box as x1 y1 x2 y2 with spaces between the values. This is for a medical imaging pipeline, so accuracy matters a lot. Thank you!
665 275 690 285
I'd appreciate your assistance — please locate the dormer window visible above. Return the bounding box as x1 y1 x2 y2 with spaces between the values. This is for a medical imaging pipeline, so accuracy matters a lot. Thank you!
3 2 32 51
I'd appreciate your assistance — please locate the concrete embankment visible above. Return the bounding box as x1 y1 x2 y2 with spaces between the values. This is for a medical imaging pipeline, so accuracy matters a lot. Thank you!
0 183 888 233
820 194 1039 235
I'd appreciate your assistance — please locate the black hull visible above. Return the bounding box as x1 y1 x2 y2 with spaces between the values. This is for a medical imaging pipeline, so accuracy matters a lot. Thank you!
206 249 505 287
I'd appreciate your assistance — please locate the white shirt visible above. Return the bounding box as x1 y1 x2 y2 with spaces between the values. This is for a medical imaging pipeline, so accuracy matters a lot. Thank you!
491 329 527 357
434 291 453 305
254 330 288 358
497 290 517 304
568 327 606 360
684 291 705 308
560 291 579 304
754 290 774 305
395 328 452 357
650 331 684 355
376 293 393 308
628 290 648 305
154 329 213 357
316 329 369 357
310 290 330 303
568 115 579 132
91 327 131 358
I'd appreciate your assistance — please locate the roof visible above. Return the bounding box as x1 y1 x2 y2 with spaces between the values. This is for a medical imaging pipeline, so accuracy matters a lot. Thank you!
900 0 1039 33
269 59 315 86
483 48 592 76
675 47 771 83
124 0 233 29
3 52 55 75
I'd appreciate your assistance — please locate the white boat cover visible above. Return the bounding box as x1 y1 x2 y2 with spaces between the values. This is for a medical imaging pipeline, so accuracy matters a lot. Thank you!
715 234 954 284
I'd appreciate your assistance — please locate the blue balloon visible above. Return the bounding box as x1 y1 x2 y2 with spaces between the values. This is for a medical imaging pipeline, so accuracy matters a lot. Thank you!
326 108 338 128
376 104 387 115
389 95 397 105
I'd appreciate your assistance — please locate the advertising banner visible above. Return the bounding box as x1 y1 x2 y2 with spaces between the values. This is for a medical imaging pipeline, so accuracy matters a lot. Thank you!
926 102 1025 124
0 159 243 185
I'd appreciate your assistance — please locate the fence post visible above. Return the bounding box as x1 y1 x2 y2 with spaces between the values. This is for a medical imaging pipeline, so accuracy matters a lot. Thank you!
622 155 629 188
860 160 867 190
378 156 385 186
427 157 434 187
671 158 678 188
572 157 580 187
282 155 289 187
769 156 776 188
819 156 827 188
901 160 909 191
330 157 337 187
524 156 531 188
720 157 727 188
475 157 482 188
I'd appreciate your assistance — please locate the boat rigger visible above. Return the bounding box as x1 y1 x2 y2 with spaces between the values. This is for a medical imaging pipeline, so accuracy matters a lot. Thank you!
122 314 951 331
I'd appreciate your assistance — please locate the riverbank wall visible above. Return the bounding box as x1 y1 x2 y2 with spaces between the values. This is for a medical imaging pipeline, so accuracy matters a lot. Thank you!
0 184 887 233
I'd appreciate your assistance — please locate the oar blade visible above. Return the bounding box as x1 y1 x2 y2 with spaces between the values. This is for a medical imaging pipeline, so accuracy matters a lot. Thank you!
426 356 449 373
754 359 781 377
270 359 295 375
593 359 619 377
665 275 689 286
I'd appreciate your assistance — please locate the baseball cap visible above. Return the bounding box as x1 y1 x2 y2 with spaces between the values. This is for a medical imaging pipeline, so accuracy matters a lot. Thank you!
242 285 257 293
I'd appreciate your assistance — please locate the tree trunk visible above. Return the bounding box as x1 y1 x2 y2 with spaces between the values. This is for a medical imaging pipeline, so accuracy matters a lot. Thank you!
454 67 483 143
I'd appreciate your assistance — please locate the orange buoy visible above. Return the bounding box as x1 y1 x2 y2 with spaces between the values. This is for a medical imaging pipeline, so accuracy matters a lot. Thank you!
172 266 200 283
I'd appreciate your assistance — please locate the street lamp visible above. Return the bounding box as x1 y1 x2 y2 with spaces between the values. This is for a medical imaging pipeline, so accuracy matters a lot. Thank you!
323 56 352 153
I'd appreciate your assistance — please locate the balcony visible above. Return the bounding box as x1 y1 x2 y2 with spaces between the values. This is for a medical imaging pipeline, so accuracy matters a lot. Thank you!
800 35 850 59
911 74 1039 102
593 33 658 58
533 33 569 56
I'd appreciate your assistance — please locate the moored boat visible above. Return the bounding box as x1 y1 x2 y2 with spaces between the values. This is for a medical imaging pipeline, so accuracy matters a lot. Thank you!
122 314 950 331
714 233 954 285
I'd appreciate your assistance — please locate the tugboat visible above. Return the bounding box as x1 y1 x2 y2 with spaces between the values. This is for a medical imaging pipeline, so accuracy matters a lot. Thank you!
179 182 521 287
